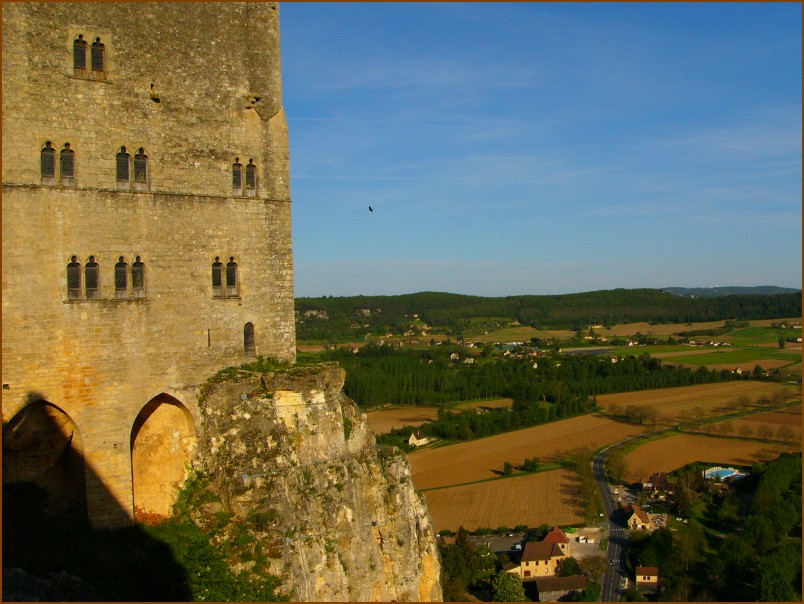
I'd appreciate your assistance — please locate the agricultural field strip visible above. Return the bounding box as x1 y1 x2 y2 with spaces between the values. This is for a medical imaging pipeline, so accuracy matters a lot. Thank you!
408 414 646 491
365 398 513 435
657 348 800 366
595 381 798 417
407 383 798 491
620 432 800 483
418 462 564 493
421 468 585 532
611 402 801 460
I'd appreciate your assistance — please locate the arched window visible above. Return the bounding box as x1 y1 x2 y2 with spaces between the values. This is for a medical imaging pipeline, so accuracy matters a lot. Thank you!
60 143 75 186
91 37 105 78
211 257 222 296
67 256 81 299
114 256 128 298
244 323 255 357
245 159 256 196
232 158 242 195
85 256 99 299
133 148 148 191
116 146 130 189
73 35 88 76
132 256 145 298
226 257 238 296
41 142 56 185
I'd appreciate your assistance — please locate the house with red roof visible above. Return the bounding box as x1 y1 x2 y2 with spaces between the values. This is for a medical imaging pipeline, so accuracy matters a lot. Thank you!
506 526 570 580
625 504 651 530
543 526 571 556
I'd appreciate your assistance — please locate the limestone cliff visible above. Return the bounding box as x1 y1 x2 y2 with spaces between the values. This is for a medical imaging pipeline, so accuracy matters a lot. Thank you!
190 362 442 602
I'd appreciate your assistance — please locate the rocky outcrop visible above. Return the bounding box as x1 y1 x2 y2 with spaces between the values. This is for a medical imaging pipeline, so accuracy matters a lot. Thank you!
191 362 442 601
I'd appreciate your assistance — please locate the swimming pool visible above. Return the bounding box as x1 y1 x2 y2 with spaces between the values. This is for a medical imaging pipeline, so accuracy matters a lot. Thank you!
703 467 746 481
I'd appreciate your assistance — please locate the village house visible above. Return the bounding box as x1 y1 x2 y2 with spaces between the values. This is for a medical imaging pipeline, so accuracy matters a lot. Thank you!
534 575 588 602
408 431 431 447
543 526 571 555
625 504 652 530
635 566 659 593
506 527 570 580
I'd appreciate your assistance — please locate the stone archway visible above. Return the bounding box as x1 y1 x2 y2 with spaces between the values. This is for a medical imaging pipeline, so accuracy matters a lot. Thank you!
130 394 196 520
2 398 87 520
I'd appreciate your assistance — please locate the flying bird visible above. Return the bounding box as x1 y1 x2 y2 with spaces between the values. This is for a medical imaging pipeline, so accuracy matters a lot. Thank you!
368 206 374 212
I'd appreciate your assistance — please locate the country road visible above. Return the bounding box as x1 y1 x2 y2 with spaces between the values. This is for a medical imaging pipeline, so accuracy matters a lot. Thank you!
593 428 673 601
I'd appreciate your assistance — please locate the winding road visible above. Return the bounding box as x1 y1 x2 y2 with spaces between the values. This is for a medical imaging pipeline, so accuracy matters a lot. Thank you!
593 428 673 601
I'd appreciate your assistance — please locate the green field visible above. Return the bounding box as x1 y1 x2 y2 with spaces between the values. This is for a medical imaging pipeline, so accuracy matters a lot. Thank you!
723 326 801 345
658 346 800 367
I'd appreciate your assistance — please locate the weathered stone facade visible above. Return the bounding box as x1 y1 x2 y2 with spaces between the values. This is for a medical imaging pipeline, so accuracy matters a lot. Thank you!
2 2 295 528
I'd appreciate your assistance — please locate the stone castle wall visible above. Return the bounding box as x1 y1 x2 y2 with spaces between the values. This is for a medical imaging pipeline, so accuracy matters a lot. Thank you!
2 2 295 527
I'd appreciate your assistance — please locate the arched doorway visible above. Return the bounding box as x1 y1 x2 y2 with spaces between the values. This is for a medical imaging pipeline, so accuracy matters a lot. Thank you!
130 394 196 520
2 398 87 520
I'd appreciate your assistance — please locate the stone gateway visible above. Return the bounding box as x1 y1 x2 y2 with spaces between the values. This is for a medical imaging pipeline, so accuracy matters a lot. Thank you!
2 2 295 528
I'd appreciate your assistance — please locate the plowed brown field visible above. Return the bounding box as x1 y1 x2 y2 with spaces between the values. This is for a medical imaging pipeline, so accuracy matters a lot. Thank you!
596 382 799 419
622 433 800 483
409 414 646 490
422 469 585 532
366 399 515 434
727 405 802 439
592 317 801 337
365 407 439 434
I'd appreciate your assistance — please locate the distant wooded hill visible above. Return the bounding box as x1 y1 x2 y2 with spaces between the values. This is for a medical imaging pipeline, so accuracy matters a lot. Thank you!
295 288 802 341
662 286 801 297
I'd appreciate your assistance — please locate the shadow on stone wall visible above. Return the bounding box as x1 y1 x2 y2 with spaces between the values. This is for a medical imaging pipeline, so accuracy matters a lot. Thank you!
2 398 191 601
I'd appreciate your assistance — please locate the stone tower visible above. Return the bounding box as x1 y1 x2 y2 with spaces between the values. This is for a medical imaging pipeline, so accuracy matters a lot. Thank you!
2 2 295 528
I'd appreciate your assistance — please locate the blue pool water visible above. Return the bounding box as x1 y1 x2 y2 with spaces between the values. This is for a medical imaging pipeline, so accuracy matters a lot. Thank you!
704 467 746 480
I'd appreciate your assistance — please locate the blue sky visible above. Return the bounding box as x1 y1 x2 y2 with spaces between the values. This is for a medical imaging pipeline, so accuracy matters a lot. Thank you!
280 3 801 297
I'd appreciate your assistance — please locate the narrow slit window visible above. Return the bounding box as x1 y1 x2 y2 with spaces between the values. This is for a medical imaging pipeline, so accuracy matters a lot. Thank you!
41 142 56 185
85 256 99 299
244 322 255 357
245 159 256 196
73 35 88 76
132 256 145 298
60 143 75 186
211 257 222 296
232 158 242 194
116 147 130 189
133 148 148 190
67 256 81 299
114 257 128 298
226 257 238 296
91 37 105 78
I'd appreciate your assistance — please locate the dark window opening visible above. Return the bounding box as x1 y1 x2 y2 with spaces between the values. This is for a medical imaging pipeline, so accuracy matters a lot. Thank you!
132 256 145 298
91 38 105 77
133 148 148 190
85 256 99 299
245 159 256 196
41 142 56 185
60 143 75 186
212 257 222 296
114 257 128 298
73 35 87 76
244 323 255 357
226 257 238 296
67 256 81 299
116 147 130 189
232 158 242 194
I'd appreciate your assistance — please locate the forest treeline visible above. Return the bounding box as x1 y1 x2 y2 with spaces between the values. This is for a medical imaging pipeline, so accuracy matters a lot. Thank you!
296 289 802 341
324 345 745 410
